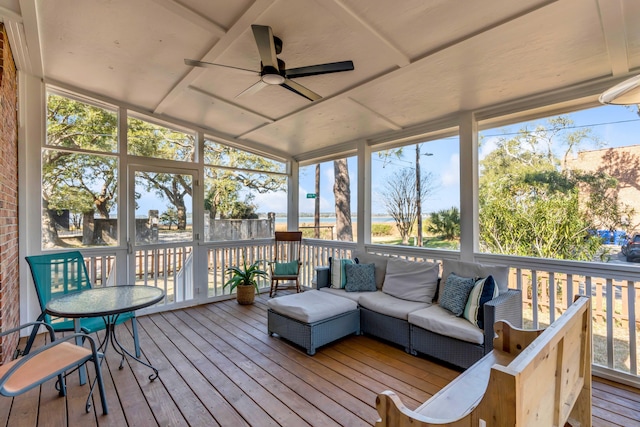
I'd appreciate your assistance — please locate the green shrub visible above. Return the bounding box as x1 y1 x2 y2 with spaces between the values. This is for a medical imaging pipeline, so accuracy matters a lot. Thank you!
372 223 393 236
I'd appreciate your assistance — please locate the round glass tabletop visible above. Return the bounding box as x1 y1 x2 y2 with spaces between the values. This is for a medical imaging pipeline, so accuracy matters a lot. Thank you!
46 285 165 318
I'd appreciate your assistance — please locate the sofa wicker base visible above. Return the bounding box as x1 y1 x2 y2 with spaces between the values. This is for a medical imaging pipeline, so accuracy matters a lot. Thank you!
268 308 360 355
410 324 485 369
360 307 411 352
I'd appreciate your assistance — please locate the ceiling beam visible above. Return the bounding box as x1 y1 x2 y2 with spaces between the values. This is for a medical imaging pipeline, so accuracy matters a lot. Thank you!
153 0 276 115
151 0 227 37
16 0 42 76
596 0 629 76
0 5 22 22
347 97 402 131
186 85 275 123
313 0 410 67
240 0 560 141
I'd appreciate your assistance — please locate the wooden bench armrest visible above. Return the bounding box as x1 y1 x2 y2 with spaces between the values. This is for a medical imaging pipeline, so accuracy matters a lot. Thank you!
492 320 544 357
376 351 515 427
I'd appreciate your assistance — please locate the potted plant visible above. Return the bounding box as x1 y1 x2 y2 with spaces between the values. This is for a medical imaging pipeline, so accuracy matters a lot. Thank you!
224 256 268 305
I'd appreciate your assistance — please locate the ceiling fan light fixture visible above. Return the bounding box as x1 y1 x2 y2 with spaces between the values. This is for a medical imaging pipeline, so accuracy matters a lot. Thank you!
261 73 285 85
599 74 640 105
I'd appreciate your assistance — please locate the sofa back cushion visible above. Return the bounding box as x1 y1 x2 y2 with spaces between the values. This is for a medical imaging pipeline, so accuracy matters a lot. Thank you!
440 259 510 296
353 252 389 290
382 258 439 303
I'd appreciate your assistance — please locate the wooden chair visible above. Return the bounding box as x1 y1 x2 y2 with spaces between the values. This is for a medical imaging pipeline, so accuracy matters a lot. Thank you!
25 251 140 357
270 231 303 297
0 322 108 414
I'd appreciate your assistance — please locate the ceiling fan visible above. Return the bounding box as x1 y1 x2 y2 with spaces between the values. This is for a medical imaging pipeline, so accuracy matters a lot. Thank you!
185 25 354 101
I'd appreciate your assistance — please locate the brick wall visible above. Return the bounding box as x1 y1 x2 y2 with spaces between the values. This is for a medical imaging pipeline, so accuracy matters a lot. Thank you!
567 145 640 230
0 23 20 363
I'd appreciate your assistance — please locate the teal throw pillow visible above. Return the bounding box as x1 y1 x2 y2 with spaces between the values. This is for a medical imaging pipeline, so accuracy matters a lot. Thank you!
274 260 299 275
439 273 476 316
344 263 376 292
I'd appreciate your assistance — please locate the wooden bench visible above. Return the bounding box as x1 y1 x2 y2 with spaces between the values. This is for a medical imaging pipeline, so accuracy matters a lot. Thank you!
376 295 592 427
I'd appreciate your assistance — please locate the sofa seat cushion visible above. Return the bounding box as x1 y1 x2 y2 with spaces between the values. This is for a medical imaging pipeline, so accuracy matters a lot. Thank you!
358 291 430 320
319 287 366 302
267 290 358 323
408 305 484 345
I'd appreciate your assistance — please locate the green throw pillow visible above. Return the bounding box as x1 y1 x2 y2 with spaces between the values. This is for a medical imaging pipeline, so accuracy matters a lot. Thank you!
274 260 298 275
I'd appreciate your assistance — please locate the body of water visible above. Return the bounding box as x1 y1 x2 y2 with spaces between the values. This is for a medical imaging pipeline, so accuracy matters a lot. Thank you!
279 216 396 224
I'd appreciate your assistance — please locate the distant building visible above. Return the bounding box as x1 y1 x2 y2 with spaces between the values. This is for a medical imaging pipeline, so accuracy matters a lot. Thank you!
567 145 640 232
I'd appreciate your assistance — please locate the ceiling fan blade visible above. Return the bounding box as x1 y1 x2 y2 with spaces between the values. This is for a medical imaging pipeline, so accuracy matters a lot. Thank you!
236 80 268 98
251 25 279 70
285 60 354 79
281 78 321 101
184 59 257 75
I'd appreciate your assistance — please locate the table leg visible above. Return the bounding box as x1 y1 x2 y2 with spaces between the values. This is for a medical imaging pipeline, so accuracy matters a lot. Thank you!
74 318 87 385
106 314 159 381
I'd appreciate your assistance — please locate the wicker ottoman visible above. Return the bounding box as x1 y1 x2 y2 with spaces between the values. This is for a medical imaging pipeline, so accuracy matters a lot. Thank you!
267 290 360 355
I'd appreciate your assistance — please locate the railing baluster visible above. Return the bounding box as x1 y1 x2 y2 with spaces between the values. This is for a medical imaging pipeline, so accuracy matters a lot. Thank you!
532 270 538 329
549 272 556 324
628 281 637 375
606 278 614 368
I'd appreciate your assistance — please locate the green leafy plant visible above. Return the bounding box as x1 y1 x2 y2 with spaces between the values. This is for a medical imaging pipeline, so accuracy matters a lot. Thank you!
223 256 268 294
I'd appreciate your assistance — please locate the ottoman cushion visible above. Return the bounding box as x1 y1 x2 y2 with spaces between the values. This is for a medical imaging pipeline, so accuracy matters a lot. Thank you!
267 290 358 323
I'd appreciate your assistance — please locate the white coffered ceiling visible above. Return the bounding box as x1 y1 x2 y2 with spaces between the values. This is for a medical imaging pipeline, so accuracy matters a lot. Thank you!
0 0 638 160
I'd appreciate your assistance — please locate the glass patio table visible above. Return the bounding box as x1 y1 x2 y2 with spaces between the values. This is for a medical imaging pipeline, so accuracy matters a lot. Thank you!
46 285 165 382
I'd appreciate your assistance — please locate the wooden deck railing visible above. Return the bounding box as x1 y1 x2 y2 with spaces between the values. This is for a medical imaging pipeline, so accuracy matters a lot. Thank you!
79 238 640 385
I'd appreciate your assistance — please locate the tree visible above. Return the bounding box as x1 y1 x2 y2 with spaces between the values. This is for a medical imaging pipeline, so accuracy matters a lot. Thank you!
138 172 192 230
44 94 119 246
428 207 460 240
478 116 617 261
160 208 179 230
382 168 437 245
333 159 353 241
203 142 286 226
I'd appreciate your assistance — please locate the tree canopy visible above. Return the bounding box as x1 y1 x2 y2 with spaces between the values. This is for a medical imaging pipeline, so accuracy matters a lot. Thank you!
479 116 628 261
44 94 286 246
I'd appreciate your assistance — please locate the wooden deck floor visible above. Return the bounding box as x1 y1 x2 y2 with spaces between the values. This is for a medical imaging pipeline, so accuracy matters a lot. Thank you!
1 293 639 426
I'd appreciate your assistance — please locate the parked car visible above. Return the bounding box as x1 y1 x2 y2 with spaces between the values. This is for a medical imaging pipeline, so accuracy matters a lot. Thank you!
621 233 640 262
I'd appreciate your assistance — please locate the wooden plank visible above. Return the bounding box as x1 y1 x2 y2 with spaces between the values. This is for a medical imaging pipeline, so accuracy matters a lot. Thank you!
135 316 219 426
0 298 637 426
118 318 189 427
187 305 353 426
202 304 381 423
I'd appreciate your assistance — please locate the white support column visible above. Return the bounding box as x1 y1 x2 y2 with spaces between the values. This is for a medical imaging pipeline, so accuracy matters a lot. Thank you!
19 73 45 325
357 140 371 251
116 107 129 286
287 159 299 231
459 111 478 262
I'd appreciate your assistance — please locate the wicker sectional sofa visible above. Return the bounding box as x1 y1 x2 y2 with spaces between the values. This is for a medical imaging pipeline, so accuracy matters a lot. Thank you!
316 252 522 369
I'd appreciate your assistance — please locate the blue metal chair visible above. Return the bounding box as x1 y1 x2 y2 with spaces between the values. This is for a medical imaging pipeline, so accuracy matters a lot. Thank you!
0 321 108 414
25 251 140 357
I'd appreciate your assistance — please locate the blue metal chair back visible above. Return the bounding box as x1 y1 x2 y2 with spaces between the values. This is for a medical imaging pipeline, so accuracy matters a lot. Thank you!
26 251 92 323
25 250 141 357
